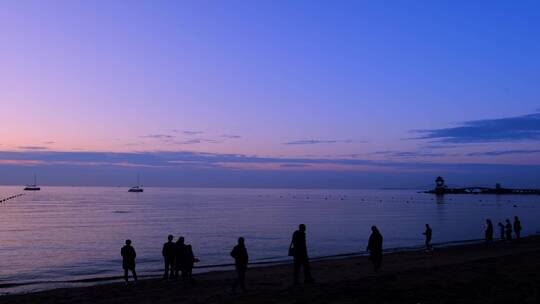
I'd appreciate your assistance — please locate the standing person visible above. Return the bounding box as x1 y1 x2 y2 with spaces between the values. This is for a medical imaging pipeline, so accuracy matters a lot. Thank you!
366 226 383 272
513 216 522 240
175 237 188 280
184 244 197 284
162 235 176 280
230 237 249 293
423 224 432 250
497 222 505 241
289 224 314 284
121 239 138 284
485 219 494 244
505 219 513 241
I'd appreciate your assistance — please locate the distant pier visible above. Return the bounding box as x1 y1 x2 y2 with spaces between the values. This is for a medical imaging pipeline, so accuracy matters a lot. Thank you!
424 177 540 195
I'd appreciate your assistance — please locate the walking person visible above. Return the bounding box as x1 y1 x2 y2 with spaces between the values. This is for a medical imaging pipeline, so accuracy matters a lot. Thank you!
423 224 432 250
497 222 505 241
485 219 493 244
513 216 522 240
230 237 249 293
121 239 138 284
162 235 176 280
367 226 383 272
505 219 513 241
289 224 314 284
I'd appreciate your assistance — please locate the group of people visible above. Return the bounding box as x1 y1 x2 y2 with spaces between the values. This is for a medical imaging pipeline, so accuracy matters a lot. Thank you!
120 217 523 290
485 216 522 242
161 235 197 282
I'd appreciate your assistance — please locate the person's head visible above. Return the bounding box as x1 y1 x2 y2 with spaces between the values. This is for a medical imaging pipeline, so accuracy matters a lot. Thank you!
371 225 378 233
506 219 511 223
299 224 306 232
487 219 492 224
425 224 430 228
515 216 519 220
238 237 245 245
178 236 185 244
125 239 132 245
168 234 174 241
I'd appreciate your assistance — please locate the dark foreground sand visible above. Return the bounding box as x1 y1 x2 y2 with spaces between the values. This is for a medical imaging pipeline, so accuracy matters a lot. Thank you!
2 237 540 304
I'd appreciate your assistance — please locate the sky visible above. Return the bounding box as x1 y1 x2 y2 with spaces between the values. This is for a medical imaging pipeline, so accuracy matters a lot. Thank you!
1 0 539 188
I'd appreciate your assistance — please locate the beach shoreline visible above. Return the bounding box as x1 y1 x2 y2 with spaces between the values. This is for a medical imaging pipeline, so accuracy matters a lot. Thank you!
0 237 488 294
2 236 539 303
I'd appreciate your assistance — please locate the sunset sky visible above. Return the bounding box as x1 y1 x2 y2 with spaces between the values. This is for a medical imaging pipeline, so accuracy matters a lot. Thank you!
1 1 539 188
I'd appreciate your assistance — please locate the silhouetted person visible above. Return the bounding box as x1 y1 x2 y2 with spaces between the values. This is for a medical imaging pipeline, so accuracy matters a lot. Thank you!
174 237 188 280
423 224 432 250
498 222 505 241
513 216 522 240
162 234 176 280
121 239 138 284
289 224 313 284
184 244 196 283
367 226 383 272
230 237 249 293
485 219 493 244
505 219 513 241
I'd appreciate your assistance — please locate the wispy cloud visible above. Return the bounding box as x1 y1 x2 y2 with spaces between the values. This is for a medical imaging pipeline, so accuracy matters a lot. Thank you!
221 134 242 139
0 150 394 171
43 141 56 144
175 138 219 145
284 139 353 145
183 130 204 135
18 146 49 150
466 149 540 157
372 150 447 158
413 112 540 143
139 134 174 139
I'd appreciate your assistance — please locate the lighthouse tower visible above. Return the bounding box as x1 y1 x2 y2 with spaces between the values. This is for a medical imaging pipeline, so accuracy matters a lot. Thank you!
435 176 446 194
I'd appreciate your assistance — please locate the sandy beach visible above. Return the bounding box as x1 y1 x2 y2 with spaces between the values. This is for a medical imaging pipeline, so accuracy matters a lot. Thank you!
1 236 539 304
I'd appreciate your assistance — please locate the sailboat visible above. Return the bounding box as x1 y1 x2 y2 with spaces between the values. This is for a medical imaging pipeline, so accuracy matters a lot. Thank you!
128 174 144 192
24 174 41 191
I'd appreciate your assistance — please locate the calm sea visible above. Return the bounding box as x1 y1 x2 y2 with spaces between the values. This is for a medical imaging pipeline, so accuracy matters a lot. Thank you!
1 186 539 293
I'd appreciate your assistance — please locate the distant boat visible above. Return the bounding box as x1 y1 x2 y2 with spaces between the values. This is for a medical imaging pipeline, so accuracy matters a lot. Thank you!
128 174 143 193
24 174 41 191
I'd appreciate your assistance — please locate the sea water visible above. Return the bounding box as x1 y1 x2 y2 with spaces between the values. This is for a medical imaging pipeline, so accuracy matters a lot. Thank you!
1 186 539 293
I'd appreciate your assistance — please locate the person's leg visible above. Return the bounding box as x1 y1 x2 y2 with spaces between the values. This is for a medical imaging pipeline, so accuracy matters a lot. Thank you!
303 259 313 282
188 269 194 284
124 268 129 282
181 269 186 281
239 268 246 291
163 260 168 279
375 254 382 272
293 258 301 284
132 268 138 282
174 268 179 280
232 268 239 291
170 262 175 279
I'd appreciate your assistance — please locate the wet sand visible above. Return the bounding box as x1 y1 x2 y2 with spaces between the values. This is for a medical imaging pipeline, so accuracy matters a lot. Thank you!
2 236 540 304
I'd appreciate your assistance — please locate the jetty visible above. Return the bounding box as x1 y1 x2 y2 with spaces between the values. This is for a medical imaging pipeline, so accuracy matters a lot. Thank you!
425 177 540 195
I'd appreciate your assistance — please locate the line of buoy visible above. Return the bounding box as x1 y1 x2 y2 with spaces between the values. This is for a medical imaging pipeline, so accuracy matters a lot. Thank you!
0 193 24 203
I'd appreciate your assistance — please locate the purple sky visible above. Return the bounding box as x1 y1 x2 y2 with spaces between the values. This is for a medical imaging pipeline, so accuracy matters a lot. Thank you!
1 1 539 188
